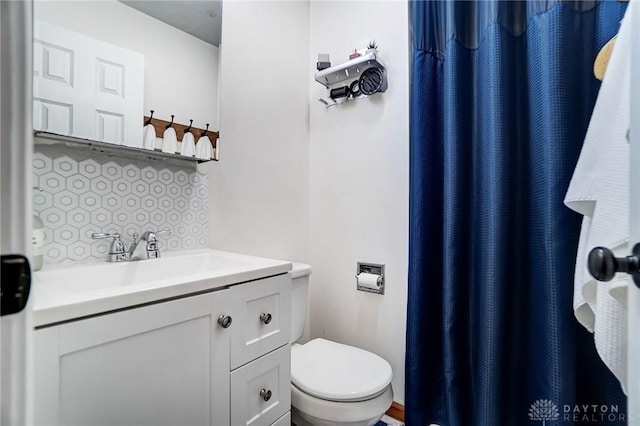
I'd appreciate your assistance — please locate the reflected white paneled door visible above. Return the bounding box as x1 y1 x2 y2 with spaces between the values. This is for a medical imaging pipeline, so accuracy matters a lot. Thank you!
33 19 143 146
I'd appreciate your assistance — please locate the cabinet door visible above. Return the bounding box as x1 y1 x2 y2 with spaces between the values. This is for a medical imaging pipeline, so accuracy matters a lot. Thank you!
34 290 232 426
229 274 291 369
230 344 291 426
33 19 144 146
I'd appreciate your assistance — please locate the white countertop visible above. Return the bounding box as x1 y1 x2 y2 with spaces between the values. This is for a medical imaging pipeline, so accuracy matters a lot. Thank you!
33 249 292 327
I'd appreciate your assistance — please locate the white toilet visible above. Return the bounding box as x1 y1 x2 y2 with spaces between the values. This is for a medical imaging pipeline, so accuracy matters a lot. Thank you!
289 263 393 426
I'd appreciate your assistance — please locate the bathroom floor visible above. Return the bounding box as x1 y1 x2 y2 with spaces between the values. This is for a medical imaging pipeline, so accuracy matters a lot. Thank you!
375 415 405 426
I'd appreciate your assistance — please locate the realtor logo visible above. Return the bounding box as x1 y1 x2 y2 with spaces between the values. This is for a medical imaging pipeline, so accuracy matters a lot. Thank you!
529 399 560 425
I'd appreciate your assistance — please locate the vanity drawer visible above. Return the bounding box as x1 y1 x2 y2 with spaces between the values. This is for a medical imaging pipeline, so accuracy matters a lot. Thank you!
271 411 291 426
230 344 291 426
230 273 291 369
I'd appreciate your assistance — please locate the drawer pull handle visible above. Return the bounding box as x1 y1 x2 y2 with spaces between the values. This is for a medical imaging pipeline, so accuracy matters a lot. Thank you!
218 315 232 328
260 389 272 401
260 313 272 325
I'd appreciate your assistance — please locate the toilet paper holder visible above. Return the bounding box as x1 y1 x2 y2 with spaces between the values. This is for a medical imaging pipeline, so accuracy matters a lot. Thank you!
355 262 385 295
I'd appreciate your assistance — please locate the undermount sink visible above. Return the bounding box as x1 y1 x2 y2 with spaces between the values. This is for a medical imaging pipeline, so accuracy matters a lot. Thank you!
33 249 292 327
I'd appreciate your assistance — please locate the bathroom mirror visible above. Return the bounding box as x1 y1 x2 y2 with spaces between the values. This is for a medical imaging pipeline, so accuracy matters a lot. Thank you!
32 0 221 149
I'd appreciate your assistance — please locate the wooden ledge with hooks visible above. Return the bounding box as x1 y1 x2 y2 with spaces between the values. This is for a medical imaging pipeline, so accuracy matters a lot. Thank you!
143 114 218 150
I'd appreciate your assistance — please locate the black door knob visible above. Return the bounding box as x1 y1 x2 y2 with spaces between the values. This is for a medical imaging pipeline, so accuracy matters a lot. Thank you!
588 243 640 288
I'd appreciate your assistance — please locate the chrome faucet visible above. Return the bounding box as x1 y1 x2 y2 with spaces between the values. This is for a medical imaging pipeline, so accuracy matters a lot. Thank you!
130 230 172 259
91 232 127 262
92 229 172 262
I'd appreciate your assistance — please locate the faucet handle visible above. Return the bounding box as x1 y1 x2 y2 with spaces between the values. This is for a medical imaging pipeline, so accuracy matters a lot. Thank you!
91 232 121 240
145 229 171 259
91 232 126 262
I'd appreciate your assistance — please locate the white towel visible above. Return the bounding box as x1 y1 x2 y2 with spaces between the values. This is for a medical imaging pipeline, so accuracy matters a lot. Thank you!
142 123 156 150
162 127 178 154
196 135 213 160
564 2 634 393
180 131 196 157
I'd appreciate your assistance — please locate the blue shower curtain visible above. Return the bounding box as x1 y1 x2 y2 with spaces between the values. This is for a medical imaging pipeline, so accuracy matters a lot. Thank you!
407 1 628 425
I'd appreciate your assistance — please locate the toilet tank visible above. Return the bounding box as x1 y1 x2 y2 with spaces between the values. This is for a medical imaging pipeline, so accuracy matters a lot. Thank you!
289 263 312 343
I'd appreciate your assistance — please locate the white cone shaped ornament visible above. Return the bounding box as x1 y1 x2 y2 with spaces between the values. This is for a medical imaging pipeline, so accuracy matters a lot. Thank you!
143 123 156 150
181 131 196 157
162 126 178 154
196 135 213 160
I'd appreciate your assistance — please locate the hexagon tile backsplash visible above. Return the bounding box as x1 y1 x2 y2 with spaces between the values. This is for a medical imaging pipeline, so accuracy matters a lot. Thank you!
33 145 209 264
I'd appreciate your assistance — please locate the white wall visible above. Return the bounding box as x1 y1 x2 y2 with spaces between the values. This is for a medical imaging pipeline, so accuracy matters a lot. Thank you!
308 1 409 405
210 0 408 405
204 1 310 262
34 0 219 129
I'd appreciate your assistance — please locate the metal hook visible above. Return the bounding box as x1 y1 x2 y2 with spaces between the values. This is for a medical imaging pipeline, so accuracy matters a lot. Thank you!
165 114 174 129
185 119 193 132
145 110 154 126
201 123 210 137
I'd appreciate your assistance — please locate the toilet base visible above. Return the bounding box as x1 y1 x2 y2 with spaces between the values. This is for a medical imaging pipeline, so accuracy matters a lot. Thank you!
292 407 383 426
291 385 392 426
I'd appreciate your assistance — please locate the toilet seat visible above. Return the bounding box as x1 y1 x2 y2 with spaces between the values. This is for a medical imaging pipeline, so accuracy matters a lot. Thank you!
291 338 393 402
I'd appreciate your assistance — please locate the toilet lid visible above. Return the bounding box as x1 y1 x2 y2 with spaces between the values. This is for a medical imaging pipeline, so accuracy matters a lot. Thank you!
291 338 392 402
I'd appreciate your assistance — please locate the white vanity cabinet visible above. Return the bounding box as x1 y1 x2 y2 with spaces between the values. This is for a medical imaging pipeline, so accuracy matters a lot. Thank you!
33 273 292 426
